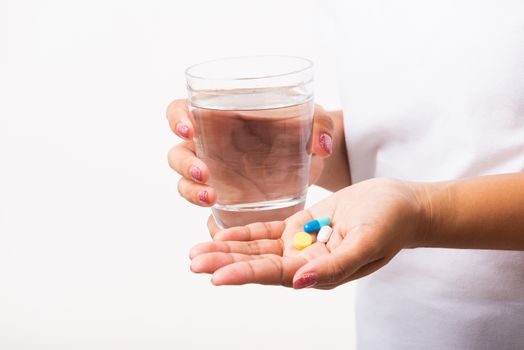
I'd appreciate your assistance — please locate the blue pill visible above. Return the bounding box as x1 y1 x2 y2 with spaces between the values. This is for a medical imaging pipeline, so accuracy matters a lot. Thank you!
303 217 331 233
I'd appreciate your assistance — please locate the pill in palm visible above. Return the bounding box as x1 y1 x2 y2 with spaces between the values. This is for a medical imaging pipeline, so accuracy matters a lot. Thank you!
317 225 333 243
304 216 331 233
294 232 313 250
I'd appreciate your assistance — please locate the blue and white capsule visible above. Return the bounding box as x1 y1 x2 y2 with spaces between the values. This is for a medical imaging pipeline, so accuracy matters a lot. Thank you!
303 216 331 233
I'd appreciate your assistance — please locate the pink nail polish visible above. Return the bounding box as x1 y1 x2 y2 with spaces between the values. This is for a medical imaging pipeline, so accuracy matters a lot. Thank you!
176 123 190 138
198 190 209 203
293 272 318 289
319 133 333 154
189 166 202 181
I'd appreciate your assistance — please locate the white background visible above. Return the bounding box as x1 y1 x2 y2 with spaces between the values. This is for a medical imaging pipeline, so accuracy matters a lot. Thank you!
0 1 355 349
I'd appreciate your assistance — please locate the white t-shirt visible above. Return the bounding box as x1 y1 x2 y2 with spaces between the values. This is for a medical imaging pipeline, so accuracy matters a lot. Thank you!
333 1 524 349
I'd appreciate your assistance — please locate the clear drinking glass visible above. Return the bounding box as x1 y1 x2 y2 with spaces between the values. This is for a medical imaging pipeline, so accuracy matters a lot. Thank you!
185 55 314 228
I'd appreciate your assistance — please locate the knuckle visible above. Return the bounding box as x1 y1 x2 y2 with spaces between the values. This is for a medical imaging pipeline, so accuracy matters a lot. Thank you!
315 115 335 135
176 178 186 196
174 99 188 108
167 146 177 165
329 258 347 284
169 143 197 175
261 221 272 236
246 261 257 281
243 225 254 241
183 153 196 172
167 99 187 116
267 256 286 286
246 241 259 254
177 178 195 204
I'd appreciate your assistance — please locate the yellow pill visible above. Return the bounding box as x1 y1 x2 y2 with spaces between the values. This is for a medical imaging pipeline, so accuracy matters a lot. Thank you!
294 232 313 250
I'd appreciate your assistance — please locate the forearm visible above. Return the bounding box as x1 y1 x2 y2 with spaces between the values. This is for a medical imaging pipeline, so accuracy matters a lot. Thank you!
316 110 351 192
420 173 524 250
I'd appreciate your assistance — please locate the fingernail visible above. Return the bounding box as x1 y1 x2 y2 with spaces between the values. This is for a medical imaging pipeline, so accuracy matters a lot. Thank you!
197 190 209 203
189 166 202 181
319 133 332 154
176 122 190 138
293 272 318 289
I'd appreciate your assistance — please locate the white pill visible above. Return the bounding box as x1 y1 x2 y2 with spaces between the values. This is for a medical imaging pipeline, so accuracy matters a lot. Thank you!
317 225 332 243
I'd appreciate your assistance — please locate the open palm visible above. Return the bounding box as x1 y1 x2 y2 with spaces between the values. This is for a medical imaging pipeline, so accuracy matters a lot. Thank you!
189 178 429 289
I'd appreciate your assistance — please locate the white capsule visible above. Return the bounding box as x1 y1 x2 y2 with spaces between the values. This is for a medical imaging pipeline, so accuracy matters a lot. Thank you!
317 225 332 243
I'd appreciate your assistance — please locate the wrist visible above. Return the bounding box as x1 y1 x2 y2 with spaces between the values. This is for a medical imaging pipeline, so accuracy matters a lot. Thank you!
412 181 454 248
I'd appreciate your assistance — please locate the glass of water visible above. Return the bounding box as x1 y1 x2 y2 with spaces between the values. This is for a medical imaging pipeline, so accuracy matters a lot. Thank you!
185 55 314 228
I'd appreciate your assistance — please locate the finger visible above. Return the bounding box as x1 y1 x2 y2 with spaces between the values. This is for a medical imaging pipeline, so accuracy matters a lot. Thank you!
212 255 306 287
326 226 344 252
190 252 268 274
207 215 222 239
177 177 216 207
292 227 377 289
189 239 283 259
166 99 194 140
292 244 362 289
213 221 285 241
168 142 209 183
311 105 334 157
317 255 393 290
339 255 392 284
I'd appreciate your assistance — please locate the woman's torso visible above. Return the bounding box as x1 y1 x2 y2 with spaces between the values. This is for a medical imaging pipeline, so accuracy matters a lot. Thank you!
334 1 524 349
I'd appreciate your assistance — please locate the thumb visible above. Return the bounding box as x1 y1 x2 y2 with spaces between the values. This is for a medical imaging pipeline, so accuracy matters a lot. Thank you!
166 99 194 140
312 105 334 157
292 237 372 289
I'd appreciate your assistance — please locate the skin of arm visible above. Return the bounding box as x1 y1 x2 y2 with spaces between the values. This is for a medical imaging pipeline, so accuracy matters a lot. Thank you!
308 110 522 251
312 112 524 250
192 173 524 289
421 172 524 250
315 110 351 192
190 105 523 289
310 109 524 250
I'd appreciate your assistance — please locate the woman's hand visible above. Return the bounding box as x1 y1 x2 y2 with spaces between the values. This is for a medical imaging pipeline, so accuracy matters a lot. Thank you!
166 99 215 206
189 178 430 289
166 99 337 207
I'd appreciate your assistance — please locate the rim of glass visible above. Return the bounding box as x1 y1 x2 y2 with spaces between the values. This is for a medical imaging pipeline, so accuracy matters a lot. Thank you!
185 55 313 81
